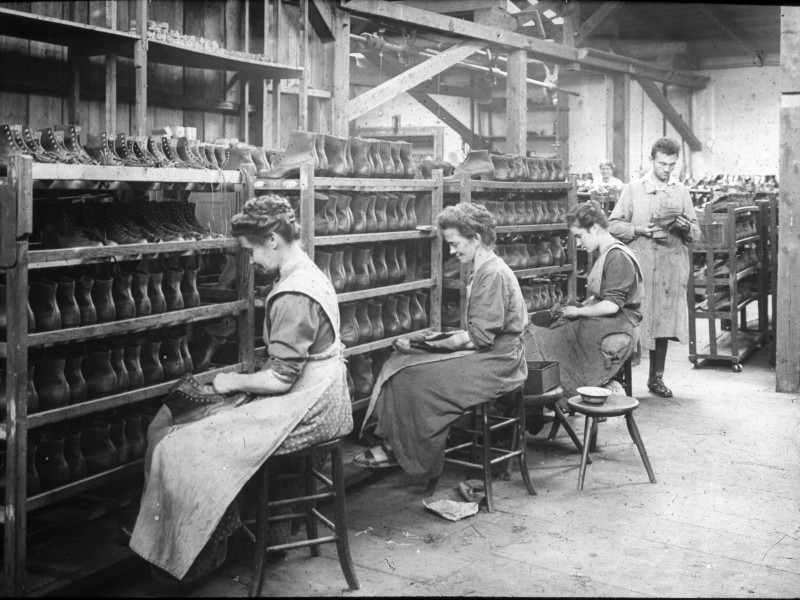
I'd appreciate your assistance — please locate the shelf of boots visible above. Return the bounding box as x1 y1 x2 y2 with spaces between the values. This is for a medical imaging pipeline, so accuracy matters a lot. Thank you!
692 264 761 287
342 328 433 358
444 181 572 194
693 234 761 249
314 178 440 191
0 7 139 55
693 294 760 317
0 302 247 356
495 223 569 234
23 363 245 432
315 229 436 245
28 239 239 270
511 264 573 279
253 279 435 307
30 164 243 190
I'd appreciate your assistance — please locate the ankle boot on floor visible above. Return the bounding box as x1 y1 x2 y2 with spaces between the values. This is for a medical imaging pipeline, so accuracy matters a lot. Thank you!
323 135 348 178
647 341 673 397
29 280 61 332
354 300 373 345
36 432 72 490
263 130 317 179
339 302 359 348
55 276 81 329
80 419 117 475
32 357 71 411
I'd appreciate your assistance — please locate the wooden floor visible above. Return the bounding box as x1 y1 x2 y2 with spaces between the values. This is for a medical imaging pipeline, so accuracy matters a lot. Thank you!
87 337 800 597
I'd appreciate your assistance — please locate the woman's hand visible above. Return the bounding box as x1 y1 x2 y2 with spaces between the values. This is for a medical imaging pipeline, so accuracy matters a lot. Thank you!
213 372 240 394
393 338 413 354
425 331 468 350
561 306 582 319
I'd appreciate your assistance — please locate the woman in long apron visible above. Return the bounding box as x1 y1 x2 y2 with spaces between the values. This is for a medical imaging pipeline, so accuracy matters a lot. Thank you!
129 196 352 583
354 203 527 477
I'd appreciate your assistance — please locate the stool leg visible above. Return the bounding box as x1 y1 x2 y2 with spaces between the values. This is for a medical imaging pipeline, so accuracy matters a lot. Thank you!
547 417 561 441
481 404 494 512
589 417 599 452
425 477 439 497
577 416 593 491
469 409 479 474
623 358 633 397
305 453 320 557
249 463 270 598
625 413 657 483
515 391 537 496
331 445 360 590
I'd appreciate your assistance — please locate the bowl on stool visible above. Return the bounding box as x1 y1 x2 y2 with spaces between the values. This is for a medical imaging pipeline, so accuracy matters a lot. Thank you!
576 386 612 406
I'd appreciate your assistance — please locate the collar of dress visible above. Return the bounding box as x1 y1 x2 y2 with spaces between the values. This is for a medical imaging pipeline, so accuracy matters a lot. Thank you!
640 172 678 194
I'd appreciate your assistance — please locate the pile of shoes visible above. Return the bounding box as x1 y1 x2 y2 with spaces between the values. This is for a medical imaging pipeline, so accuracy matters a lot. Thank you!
314 191 421 235
339 292 429 348
38 198 217 248
472 197 566 225
519 277 567 313
435 149 568 182
258 130 417 180
495 236 567 271
1 124 98 168
315 241 413 293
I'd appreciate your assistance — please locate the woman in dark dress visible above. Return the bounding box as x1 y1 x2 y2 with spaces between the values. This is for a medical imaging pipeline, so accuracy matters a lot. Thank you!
354 203 527 476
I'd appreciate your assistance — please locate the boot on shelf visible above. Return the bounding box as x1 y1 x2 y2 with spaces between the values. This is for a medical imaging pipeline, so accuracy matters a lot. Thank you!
339 302 360 348
147 271 168 314
80 419 117 475
398 142 416 179
124 412 146 460
395 294 412 333
367 140 383 178
350 137 372 178
333 194 353 234
385 243 402 285
35 432 72 491
352 248 372 291
83 349 119 399
373 244 389 286
29 280 61 332
446 150 494 181
378 141 395 178
189 328 223 373
141 340 165 386
131 271 152 317
27 442 41 495
411 291 428 331
367 300 384 340
314 250 333 284
395 194 410 231
250 146 271 178
61 427 87 481
112 272 137 320
350 194 369 234
90 277 116 323
109 346 130 393
314 133 328 176
323 134 348 177
404 194 418 229
365 195 378 233
354 300 373 345
32 357 70 411
124 343 145 390
344 137 355 176
161 335 186 381
390 142 404 177
342 246 356 293
64 355 88 404
262 130 318 179
647 338 673 397
386 194 401 231
180 333 194 374
381 296 402 338
221 145 258 177
328 249 347 293
374 195 389 232
396 241 408 283
108 417 131 465
314 193 329 236
181 266 201 309
55 276 81 329
162 269 186 312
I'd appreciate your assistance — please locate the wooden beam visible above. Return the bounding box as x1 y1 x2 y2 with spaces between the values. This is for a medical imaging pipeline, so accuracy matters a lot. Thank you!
696 5 761 62
347 39 486 121
133 0 147 136
777 6 800 392
350 67 490 99
341 0 709 89
607 74 629 181
395 0 505 14
308 0 335 42
634 75 701 152
505 49 527 155
332 6 350 136
574 1 626 47
299 0 309 131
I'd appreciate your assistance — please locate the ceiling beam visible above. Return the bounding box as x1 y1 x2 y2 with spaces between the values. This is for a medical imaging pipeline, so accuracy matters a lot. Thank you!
394 0 505 14
695 5 762 64
347 39 486 121
308 0 335 42
350 60 491 99
341 0 709 89
574 1 626 47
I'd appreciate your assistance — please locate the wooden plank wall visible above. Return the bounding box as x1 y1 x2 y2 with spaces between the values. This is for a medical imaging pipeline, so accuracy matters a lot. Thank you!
0 0 333 145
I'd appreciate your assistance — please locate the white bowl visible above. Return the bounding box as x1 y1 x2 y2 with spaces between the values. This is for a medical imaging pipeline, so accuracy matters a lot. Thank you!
576 386 612 405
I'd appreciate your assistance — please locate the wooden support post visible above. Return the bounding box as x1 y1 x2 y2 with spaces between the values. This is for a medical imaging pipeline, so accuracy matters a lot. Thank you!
505 49 527 156
299 0 309 131
67 48 81 125
272 0 282 147
331 6 350 137
777 7 800 392
607 74 629 181
133 0 148 136
105 0 117 134
633 75 702 151
574 1 626 47
240 0 250 143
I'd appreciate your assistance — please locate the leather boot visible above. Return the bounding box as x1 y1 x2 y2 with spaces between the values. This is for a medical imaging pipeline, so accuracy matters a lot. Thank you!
141 340 164 385
322 193 338 235
505 201 519 225
446 150 494 181
80 419 117 475
398 142 416 179
524 200 536 225
350 137 372 177
373 244 389 286
390 142 403 177
163 269 185 311
180 333 194 374
314 193 329 236
535 239 553 267
30 280 61 332
160 335 186 381
395 194 410 231
365 140 383 178
0 284 36 335
61 428 87 480
263 130 317 179
350 354 374 398
33 357 71 410
334 194 353 234
36 432 72 490
250 146 271 178
72 276 96 326
314 251 333 283
526 243 540 269
323 135 348 177
366 247 377 287
112 273 136 320
131 271 152 317
352 248 372 291
350 194 369 234
405 194 418 229
411 291 428 331
110 346 130 392
342 246 356 292
91 277 116 323
490 154 511 181
55 276 81 329
396 242 408 283
549 237 565 266
527 157 541 182
374 195 389 232
147 271 167 314
648 338 673 397
222 145 257 177
64 355 88 404
83 350 118 399
381 296 402 338
314 134 328 176
514 156 530 181
395 294 412 332
354 300 372 344
378 141 394 178
124 412 146 460
345 137 355 176
213 145 230 168
518 243 532 268
386 194 401 231
189 328 223 373
367 300 384 340
534 200 546 224
329 250 347 293
339 302 359 348
365 195 378 233
124 344 145 389
108 417 131 464
181 266 201 309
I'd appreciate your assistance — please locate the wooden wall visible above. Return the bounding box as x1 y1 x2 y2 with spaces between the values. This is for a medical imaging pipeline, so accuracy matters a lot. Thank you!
0 0 334 145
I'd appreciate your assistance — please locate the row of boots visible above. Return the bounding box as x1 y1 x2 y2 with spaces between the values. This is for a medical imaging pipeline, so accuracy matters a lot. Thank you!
446 150 568 182
3 267 202 334
340 292 429 348
0 406 159 495
520 278 567 313
260 129 417 180
42 198 216 248
496 237 567 270
314 191 421 236
315 242 412 293
472 198 567 226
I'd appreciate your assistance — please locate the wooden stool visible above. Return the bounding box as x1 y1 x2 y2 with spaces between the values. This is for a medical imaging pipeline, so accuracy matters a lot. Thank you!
522 385 587 459
425 388 536 512
566 394 656 491
248 438 359 597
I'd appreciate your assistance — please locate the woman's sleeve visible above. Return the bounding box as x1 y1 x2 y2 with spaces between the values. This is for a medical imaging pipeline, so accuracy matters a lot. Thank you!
466 269 509 349
265 293 321 384
599 249 636 308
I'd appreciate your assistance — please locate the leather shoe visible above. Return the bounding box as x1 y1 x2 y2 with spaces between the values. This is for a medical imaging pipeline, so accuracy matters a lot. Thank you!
647 377 673 397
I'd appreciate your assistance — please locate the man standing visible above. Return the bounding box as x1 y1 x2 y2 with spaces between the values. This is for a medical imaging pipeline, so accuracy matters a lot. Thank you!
608 138 700 397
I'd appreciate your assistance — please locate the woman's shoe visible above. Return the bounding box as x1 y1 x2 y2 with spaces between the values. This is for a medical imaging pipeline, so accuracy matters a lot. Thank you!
352 444 398 469
647 377 673 398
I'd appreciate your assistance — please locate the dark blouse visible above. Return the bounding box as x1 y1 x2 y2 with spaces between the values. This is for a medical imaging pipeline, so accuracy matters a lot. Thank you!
265 292 335 384
466 255 527 349
599 248 640 309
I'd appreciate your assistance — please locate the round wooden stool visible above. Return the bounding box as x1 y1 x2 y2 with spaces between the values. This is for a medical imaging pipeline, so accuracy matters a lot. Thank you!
566 394 657 491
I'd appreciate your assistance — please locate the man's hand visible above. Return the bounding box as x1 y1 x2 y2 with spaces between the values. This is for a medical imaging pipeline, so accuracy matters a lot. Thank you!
673 214 692 232
635 222 659 237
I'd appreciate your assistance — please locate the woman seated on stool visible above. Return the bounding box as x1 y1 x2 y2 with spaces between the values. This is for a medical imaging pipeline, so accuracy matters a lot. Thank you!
353 203 527 474
129 196 353 585
525 201 643 408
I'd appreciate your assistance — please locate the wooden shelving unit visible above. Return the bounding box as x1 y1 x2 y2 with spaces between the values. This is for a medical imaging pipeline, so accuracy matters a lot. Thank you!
0 155 255 596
